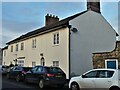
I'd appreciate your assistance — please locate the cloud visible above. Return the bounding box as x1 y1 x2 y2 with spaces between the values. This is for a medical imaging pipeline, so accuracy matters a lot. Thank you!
1 19 43 47
2 19 41 33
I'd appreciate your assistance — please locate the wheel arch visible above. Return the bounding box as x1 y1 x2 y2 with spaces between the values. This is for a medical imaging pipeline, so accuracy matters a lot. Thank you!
70 81 80 89
109 85 120 90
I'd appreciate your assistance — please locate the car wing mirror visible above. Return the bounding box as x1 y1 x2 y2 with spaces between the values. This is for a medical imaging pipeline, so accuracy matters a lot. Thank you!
82 75 86 78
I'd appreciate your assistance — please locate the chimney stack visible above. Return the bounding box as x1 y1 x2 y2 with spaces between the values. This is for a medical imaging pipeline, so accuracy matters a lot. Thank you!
87 0 101 13
45 14 59 26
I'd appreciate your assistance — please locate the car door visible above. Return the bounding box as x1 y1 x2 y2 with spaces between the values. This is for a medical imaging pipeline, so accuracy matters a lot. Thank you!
80 70 98 89
33 66 44 83
9 67 17 78
26 66 38 83
94 70 114 88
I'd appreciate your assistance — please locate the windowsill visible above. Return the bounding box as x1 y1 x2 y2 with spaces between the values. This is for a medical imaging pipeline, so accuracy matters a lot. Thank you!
32 48 36 50
52 44 59 47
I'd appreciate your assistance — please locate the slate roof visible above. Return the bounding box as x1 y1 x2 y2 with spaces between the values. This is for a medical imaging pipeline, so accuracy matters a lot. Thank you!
6 10 87 45
2 46 8 50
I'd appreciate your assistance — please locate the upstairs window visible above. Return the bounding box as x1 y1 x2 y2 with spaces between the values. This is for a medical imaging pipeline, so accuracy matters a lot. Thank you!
32 39 36 48
21 42 24 50
53 32 59 45
4 51 6 56
11 46 13 52
16 44 18 51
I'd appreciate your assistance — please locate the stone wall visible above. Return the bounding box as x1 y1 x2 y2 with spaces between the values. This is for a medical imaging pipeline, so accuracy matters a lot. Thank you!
93 41 120 69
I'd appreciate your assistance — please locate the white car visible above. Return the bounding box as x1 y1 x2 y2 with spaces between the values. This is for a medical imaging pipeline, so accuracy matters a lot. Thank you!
69 69 120 90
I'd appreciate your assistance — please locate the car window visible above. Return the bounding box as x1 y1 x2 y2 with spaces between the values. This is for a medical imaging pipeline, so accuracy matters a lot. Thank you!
36 67 44 72
84 71 98 78
31 67 38 73
13 67 21 71
45 67 63 73
99 70 114 78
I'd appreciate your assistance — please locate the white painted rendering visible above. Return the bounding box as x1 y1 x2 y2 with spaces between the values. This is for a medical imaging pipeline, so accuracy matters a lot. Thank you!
2 28 70 78
69 11 116 77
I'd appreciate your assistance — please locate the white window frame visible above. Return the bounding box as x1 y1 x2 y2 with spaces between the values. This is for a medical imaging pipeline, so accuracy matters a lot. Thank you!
105 59 118 69
21 42 24 50
53 61 59 67
16 44 19 51
32 62 36 67
32 39 36 48
4 51 6 56
11 45 13 52
53 32 59 45
17 60 24 66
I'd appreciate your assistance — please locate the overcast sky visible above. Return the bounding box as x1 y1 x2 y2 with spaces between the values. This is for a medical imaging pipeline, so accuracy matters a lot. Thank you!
1 0 119 48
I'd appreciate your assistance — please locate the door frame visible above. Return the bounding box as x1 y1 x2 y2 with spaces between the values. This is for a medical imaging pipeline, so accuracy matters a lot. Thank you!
105 59 118 69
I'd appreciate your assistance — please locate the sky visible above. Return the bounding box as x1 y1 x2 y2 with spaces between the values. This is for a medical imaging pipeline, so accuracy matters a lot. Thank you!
1 0 119 48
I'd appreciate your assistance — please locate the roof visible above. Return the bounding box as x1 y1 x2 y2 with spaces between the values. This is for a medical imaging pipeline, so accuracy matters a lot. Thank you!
2 46 8 50
6 10 87 45
6 10 118 45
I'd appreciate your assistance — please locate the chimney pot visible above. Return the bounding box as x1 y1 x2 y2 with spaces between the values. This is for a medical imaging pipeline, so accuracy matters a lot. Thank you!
45 14 59 26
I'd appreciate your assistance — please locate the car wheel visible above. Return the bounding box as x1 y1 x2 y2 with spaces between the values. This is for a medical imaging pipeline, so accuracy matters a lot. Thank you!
109 86 120 90
39 79 45 89
71 83 80 90
16 75 20 82
6 73 10 79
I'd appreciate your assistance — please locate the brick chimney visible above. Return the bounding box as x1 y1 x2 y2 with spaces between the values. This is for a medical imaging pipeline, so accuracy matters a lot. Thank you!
45 14 59 26
87 0 101 13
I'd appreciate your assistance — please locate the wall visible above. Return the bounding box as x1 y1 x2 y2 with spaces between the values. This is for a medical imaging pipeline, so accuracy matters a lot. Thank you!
2 28 70 78
69 11 116 77
93 41 120 69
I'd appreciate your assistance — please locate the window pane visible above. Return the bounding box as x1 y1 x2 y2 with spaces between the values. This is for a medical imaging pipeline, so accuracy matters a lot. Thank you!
21 43 24 50
11 46 13 52
57 33 59 44
99 70 114 78
53 33 59 45
16 44 18 51
84 71 97 78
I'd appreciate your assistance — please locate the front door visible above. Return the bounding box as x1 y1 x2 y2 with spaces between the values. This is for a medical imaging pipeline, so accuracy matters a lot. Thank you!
105 59 118 69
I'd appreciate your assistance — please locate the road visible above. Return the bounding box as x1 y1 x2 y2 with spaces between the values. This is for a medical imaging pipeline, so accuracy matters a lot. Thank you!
2 75 69 90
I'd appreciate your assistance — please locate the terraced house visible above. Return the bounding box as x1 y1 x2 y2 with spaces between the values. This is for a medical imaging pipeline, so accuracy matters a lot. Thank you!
2 0 118 79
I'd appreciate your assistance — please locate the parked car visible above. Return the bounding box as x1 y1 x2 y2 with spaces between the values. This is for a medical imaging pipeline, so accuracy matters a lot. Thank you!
2 65 9 75
69 69 120 90
24 65 66 89
7 66 32 82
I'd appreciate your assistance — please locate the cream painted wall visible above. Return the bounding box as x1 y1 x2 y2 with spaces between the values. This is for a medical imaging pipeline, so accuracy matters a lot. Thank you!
2 27 70 78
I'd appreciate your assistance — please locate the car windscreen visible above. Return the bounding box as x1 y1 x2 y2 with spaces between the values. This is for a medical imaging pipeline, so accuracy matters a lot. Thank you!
45 67 64 73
